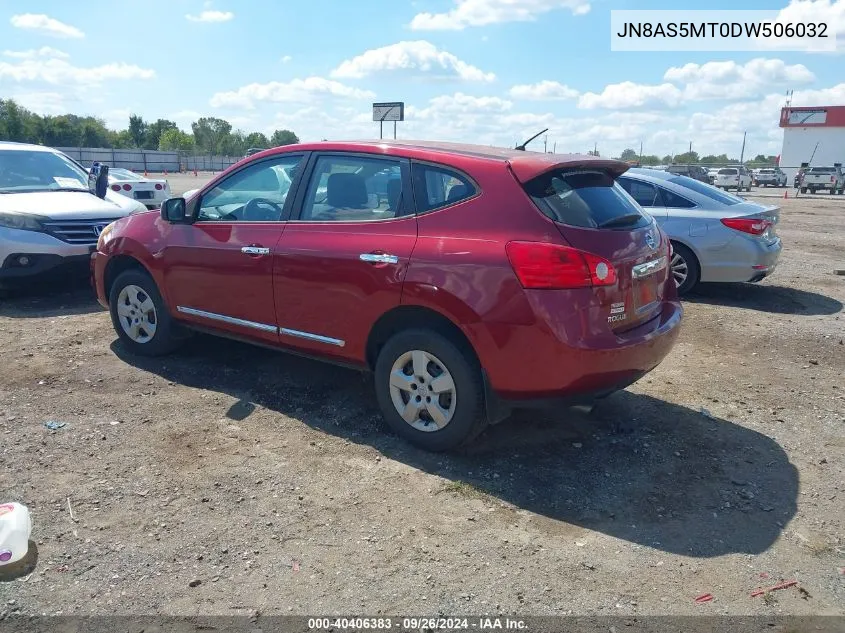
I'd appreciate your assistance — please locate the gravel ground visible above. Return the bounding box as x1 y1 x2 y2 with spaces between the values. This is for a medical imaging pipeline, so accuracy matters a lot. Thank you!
0 191 843 618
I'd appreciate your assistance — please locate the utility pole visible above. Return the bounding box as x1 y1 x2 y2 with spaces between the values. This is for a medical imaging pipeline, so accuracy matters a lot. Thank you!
639 141 643 162
594 141 598 156
689 141 692 155
739 130 747 163
552 142 556 154
544 135 548 153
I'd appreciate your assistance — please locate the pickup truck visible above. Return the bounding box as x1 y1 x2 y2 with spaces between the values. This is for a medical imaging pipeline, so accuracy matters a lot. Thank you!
800 164 844 195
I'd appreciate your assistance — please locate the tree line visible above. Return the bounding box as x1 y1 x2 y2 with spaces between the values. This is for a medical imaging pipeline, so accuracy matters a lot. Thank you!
615 148 778 167
0 99 299 155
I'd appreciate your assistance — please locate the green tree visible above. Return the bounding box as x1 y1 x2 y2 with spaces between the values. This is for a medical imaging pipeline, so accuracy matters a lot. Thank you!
144 119 178 150
672 151 699 164
192 117 233 154
158 128 195 151
270 129 299 146
128 114 148 148
661 155 673 164
80 118 111 147
619 148 638 161
220 130 247 156
244 132 269 149
587 149 600 157
639 155 661 166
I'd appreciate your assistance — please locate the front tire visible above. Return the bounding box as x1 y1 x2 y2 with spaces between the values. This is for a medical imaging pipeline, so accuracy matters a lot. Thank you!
374 329 485 452
109 269 182 357
670 242 700 296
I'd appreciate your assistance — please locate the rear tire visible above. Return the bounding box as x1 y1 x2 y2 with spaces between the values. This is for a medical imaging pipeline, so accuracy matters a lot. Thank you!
670 242 700 297
109 269 182 357
800 187 807 194
374 329 485 452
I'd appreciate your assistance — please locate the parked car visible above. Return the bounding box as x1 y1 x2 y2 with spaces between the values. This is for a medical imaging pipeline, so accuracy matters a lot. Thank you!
800 165 844 195
93 141 682 451
714 166 752 191
0 142 146 289
618 168 782 295
706 168 720 184
107 168 171 209
754 168 787 187
665 164 709 183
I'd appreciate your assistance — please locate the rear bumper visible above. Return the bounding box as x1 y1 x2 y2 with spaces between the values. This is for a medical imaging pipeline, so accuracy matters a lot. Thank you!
470 291 682 401
699 236 782 283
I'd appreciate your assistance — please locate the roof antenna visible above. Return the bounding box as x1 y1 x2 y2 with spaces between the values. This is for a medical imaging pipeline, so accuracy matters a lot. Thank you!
515 128 549 151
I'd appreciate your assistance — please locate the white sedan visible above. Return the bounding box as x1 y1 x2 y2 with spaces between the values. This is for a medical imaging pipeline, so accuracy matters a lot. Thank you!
108 168 171 209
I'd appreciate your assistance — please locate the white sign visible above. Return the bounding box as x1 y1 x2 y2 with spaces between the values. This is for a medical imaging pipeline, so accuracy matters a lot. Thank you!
787 109 827 125
373 102 404 122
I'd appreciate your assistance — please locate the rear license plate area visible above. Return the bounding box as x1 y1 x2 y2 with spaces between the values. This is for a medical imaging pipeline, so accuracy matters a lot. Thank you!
134 191 153 200
632 257 666 311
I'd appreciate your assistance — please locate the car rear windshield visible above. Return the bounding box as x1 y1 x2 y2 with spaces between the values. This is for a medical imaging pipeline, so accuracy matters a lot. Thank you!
524 169 650 230
667 175 742 205
718 168 738 175
759 169 775 174
808 167 835 173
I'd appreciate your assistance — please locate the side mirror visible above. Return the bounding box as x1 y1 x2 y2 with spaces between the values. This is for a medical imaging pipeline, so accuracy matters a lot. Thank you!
161 197 189 223
88 162 110 199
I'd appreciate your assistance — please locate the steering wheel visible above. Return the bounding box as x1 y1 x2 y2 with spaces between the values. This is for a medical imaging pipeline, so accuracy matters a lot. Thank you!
242 197 283 222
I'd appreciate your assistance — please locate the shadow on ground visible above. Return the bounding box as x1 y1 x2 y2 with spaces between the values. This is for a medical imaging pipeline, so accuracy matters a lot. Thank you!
0 276 101 318
113 333 798 559
687 282 842 315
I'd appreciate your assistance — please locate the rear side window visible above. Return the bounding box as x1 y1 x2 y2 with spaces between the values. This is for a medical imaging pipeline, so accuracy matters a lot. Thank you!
411 163 476 213
667 175 742 205
525 170 650 229
658 187 696 209
618 177 660 207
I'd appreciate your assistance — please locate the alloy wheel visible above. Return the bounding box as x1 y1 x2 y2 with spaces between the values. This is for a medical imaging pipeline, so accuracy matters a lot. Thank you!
116 284 158 343
388 350 456 432
670 252 689 288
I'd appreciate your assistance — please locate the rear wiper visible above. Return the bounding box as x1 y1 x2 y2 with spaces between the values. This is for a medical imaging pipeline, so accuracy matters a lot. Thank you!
598 213 643 228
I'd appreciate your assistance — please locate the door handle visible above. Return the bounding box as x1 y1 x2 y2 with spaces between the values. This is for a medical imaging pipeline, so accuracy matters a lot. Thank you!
359 252 399 265
241 246 270 256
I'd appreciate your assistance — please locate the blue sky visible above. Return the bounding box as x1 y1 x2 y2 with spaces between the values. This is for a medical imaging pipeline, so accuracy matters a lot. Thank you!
1 0 843 158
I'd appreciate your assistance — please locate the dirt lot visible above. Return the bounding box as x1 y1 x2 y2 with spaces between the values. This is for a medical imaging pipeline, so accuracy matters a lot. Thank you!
0 190 843 618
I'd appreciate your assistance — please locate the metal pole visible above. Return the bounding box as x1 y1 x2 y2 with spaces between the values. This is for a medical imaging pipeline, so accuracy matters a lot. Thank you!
740 131 747 163
393 121 396 140
380 121 383 140
639 141 643 161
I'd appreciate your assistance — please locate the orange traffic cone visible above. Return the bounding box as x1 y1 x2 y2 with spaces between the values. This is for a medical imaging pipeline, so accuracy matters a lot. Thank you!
144 170 148 177
783 189 788 199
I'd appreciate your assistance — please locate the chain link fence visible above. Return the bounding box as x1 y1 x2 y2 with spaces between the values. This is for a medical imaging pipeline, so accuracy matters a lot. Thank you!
57 147 242 173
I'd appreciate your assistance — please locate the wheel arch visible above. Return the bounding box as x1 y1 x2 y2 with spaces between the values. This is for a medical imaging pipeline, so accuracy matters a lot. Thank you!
669 238 702 282
104 254 155 302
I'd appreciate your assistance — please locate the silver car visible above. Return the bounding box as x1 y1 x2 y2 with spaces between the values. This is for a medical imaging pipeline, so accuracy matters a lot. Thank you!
618 168 782 295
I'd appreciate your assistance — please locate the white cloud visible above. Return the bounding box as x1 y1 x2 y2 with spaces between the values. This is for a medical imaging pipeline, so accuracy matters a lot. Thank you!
185 10 234 23
209 77 375 109
410 0 590 30
10 91 71 114
0 57 156 86
10 13 84 39
509 80 579 100
3 47 69 59
331 40 495 82
665 58 815 100
775 0 845 47
281 55 293 63
578 82 684 109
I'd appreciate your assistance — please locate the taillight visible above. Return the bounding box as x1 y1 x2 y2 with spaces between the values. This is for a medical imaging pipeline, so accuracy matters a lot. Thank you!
721 217 772 236
832 176 836 183
122 184 132 191
110 185 121 191
505 241 617 289
154 183 163 190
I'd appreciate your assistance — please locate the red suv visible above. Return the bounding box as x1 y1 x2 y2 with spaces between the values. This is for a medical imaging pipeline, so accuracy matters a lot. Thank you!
92 141 682 451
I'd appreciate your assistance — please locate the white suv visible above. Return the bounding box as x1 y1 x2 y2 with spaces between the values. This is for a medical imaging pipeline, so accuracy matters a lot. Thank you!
714 166 752 191
0 142 146 289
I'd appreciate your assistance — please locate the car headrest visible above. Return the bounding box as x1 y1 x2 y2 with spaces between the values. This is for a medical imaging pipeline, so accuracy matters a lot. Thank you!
327 172 368 209
446 184 469 203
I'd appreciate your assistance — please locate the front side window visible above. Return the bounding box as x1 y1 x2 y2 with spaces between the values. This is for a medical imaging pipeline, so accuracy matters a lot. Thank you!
197 155 302 222
412 163 476 213
618 177 661 207
300 154 405 222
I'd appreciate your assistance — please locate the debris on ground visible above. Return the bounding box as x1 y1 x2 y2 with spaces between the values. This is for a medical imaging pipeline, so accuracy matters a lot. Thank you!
43 421 66 431
694 593 714 604
750 579 798 598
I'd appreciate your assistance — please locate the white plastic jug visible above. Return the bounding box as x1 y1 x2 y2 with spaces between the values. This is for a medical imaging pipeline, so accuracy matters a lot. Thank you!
0 502 32 565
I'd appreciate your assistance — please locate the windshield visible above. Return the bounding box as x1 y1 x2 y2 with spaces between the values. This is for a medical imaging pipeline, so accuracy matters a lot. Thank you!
718 168 737 175
668 175 742 205
808 167 835 173
0 149 88 193
525 169 650 229
759 169 775 174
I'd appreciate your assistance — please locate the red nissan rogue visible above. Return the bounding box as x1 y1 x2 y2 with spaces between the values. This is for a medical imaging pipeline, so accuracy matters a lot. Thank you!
92 141 682 451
